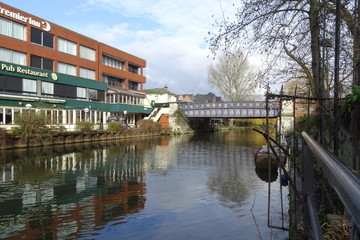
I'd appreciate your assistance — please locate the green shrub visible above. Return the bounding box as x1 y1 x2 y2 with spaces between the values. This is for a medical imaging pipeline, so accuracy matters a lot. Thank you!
342 85 360 114
172 109 188 125
0 128 7 139
14 112 49 138
75 121 94 133
107 122 124 132
161 127 172 135
137 119 162 133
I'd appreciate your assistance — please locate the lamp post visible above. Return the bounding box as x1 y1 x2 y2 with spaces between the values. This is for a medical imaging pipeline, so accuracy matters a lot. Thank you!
84 108 89 121
25 103 32 115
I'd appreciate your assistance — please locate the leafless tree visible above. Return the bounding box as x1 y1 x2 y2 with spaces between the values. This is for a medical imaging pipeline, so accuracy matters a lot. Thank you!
207 50 259 101
207 0 356 98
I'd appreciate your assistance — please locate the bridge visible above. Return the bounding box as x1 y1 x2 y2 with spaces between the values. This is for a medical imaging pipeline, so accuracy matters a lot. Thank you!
179 101 280 118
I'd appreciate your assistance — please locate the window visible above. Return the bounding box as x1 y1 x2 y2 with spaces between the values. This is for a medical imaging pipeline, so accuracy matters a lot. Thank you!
103 75 124 88
89 89 98 100
42 82 54 95
23 79 37 95
80 45 95 61
102 54 125 70
79 68 95 80
128 81 139 91
128 63 139 74
58 38 77 55
58 62 76 76
54 83 76 99
31 28 53 48
0 47 26 65
31 55 53 71
0 17 26 41
77 87 86 99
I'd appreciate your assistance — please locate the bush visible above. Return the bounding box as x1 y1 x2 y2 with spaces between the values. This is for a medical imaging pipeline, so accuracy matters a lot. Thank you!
107 122 124 132
75 121 94 133
172 109 188 125
14 112 49 138
0 128 7 139
137 119 162 133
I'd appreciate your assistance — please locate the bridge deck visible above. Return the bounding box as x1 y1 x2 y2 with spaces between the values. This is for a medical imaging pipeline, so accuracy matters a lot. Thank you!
179 101 280 118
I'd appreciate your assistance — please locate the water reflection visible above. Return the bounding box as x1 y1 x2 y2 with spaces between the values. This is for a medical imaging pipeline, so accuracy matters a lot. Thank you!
255 167 279 182
0 129 287 240
0 139 159 239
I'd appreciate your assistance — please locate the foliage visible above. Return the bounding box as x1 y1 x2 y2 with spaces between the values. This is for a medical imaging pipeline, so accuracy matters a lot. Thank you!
14 112 49 138
172 109 188 125
137 119 161 133
233 118 276 127
161 127 172 135
75 121 94 133
344 85 360 106
208 50 258 101
107 122 124 133
0 128 7 139
296 113 319 136
49 125 67 135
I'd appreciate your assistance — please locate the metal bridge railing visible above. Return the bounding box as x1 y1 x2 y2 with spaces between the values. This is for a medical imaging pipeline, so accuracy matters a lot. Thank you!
302 131 360 240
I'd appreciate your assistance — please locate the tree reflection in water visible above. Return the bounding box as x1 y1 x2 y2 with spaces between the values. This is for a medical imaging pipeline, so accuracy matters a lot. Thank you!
0 130 288 240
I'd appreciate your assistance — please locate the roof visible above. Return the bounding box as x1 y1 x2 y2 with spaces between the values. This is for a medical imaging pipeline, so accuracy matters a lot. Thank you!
177 92 222 103
143 85 175 95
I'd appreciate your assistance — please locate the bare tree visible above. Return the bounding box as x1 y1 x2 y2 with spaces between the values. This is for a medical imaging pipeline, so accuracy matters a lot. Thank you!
208 50 258 101
207 0 355 98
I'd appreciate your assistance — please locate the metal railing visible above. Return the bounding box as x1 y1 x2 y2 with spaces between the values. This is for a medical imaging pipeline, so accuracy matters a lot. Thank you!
302 131 360 240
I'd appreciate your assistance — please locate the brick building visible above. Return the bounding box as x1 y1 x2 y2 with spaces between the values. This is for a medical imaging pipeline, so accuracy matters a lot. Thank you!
0 2 152 130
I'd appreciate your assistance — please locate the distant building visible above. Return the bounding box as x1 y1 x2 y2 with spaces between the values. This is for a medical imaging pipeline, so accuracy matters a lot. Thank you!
143 85 177 128
177 92 222 103
143 85 177 107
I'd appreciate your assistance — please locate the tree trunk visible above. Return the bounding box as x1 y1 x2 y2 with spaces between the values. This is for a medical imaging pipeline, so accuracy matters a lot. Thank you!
309 0 322 99
350 0 360 171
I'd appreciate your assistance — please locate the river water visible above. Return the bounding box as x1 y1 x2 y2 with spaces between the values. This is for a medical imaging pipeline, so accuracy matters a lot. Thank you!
0 129 288 240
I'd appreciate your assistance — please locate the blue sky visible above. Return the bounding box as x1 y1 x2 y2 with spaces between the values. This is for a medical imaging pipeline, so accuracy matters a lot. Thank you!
1 0 235 95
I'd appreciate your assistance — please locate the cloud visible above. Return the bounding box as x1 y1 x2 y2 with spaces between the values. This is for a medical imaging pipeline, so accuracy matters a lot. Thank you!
77 0 233 94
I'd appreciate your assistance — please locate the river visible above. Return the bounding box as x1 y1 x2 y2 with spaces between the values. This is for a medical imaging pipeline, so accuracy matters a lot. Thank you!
0 129 288 240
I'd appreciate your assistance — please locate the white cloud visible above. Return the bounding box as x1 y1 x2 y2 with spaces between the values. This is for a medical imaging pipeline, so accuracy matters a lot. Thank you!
78 0 234 95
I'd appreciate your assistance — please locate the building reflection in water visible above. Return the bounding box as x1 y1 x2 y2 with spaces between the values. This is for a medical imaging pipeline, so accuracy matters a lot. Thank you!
0 139 159 239
0 130 281 239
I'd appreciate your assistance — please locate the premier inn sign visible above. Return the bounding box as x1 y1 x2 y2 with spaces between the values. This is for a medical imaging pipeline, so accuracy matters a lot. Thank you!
0 5 51 31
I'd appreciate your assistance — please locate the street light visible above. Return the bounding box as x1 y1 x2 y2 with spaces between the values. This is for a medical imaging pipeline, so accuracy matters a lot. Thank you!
124 111 127 125
24 103 32 116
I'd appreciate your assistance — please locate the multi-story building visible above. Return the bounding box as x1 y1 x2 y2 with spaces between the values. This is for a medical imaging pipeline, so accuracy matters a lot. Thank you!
0 2 152 130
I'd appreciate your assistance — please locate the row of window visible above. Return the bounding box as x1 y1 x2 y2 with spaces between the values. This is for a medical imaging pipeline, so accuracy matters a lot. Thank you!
0 16 143 75
0 108 104 125
0 74 104 101
0 48 140 93
0 47 96 79
102 55 125 70
0 17 96 62
0 17 141 88
107 93 143 105
102 55 140 74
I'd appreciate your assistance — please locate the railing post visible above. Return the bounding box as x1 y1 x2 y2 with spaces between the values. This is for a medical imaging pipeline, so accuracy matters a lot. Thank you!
302 141 323 239
352 221 360 240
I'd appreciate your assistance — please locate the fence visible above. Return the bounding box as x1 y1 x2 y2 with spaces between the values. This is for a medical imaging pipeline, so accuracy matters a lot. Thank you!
302 131 360 239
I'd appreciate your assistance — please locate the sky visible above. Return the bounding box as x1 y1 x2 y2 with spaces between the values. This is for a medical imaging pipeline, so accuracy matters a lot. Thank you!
1 0 238 96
